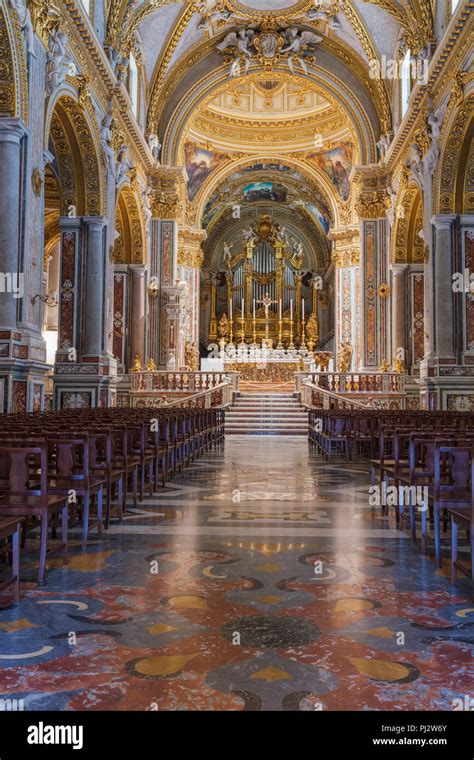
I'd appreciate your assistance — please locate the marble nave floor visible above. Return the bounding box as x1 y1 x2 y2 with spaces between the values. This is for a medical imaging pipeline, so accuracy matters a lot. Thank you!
0 437 473 711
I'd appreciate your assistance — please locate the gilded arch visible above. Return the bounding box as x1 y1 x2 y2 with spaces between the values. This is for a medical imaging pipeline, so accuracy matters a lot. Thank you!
193 153 341 231
113 185 146 264
436 92 474 215
45 90 106 216
0 1 28 122
392 183 424 264
161 63 375 170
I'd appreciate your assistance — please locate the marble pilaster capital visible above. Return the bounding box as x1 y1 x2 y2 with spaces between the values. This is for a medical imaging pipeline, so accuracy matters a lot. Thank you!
0 118 28 144
430 214 456 231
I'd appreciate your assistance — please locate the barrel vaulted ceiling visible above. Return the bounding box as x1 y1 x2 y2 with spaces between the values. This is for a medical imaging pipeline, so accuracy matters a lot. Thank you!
105 1 436 271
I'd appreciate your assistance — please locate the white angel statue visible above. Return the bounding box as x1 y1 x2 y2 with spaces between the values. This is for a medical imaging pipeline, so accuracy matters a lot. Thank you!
281 28 322 75
424 101 448 173
242 227 256 245
9 0 35 56
377 133 391 160
115 144 131 187
147 133 162 162
45 28 69 97
196 1 233 33
217 29 255 78
307 1 341 30
386 185 397 228
100 115 116 177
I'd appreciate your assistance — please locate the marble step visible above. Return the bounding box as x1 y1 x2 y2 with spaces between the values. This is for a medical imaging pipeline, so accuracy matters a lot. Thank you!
226 423 308 429
226 410 308 421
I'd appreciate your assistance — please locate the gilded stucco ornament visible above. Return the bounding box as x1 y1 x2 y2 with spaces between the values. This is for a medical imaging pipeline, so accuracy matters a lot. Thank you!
355 191 390 220
28 0 61 45
31 167 42 196
150 191 182 219
217 23 322 77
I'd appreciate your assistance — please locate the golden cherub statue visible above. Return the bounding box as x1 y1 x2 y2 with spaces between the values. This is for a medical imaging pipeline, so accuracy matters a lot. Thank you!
306 313 318 352
131 355 142 372
218 312 229 339
338 342 352 373
147 357 157 371
185 341 199 371
393 356 405 373
380 358 390 372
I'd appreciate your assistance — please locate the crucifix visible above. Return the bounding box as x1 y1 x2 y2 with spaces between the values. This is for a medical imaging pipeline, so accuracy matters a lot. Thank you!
257 291 278 342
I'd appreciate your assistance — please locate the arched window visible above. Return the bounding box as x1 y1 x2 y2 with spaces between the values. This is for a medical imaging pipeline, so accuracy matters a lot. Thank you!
401 49 411 118
129 54 139 118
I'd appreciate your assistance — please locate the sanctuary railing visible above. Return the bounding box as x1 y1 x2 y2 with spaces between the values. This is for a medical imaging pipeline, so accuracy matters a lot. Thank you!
300 382 370 411
131 381 234 410
130 370 240 394
294 371 405 395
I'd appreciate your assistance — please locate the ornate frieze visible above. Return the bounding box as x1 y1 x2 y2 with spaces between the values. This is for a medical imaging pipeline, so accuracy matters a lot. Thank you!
332 249 360 268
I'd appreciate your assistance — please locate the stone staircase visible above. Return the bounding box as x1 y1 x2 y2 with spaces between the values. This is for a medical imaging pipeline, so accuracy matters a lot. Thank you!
225 393 308 436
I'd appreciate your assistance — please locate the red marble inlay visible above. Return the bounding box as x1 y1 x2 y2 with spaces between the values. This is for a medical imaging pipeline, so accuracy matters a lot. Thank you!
465 230 474 351
12 381 26 413
412 273 424 365
113 275 125 362
365 222 376 365
59 232 76 350
32 383 42 412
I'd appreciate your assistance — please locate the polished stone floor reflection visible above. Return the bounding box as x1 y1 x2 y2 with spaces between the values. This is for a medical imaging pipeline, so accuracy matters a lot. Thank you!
0 437 472 711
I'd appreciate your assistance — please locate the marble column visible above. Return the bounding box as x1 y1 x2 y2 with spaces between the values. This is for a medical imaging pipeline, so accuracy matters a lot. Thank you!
390 264 407 361
148 166 186 367
83 217 107 357
0 119 27 329
431 215 455 359
130 265 147 364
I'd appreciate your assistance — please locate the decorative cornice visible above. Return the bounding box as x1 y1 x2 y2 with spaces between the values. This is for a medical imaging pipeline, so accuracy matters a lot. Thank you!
385 4 473 171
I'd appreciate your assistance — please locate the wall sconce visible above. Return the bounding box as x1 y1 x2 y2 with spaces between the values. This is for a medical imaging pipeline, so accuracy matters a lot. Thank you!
31 293 59 307
148 283 158 298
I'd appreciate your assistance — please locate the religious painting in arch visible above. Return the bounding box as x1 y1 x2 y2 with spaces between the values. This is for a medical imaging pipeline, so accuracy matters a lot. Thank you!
307 143 354 201
184 142 228 201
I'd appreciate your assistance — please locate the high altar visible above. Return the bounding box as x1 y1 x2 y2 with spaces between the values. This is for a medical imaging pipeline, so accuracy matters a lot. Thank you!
209 215 321 361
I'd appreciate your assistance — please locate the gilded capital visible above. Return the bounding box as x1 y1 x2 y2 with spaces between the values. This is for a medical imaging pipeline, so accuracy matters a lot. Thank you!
355 191 391 220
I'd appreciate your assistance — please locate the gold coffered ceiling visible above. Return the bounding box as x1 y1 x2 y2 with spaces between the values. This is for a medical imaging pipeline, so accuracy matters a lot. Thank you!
186 73 353 153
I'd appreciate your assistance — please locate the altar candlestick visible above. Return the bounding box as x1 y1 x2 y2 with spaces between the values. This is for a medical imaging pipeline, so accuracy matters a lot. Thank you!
242 298 244 317
290 299 293 321
229 299 232 321
279 299 282 320
302 298 305 316
253 298 256 321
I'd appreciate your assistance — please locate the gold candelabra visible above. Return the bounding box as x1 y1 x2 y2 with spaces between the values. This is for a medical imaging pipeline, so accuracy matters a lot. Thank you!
300 315 307 350
289 318 295 350
229 318 233 346
252 318 257 345
277 319 283 349
240 315 245 346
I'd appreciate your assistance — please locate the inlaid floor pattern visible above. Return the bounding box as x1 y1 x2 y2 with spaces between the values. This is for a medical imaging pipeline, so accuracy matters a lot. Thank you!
0 437 472 711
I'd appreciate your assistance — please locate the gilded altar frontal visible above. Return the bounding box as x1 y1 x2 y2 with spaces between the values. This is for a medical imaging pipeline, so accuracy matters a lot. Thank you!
0 0 473 744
